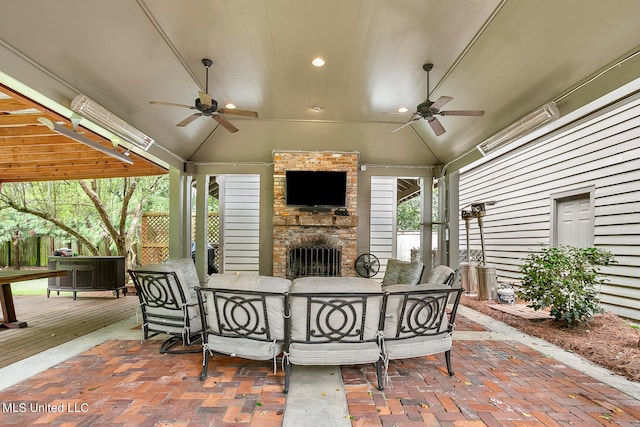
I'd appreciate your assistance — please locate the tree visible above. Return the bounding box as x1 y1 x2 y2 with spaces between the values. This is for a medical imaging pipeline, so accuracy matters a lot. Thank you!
396 186 438 231
397 198 421 230
0 176 169 269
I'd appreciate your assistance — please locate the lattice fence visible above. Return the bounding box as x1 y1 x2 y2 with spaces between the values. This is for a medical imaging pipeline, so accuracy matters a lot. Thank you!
141 212 220 266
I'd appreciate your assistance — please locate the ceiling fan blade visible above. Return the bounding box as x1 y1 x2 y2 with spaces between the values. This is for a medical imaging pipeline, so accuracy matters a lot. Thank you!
439 110 485 117
389 116 420 134
218 108 259 118
428 117 446 136
176 113 202 127
198 91 213 107
382 111 417 115
430 96 453 110
150 100 195 109
212 114 239 133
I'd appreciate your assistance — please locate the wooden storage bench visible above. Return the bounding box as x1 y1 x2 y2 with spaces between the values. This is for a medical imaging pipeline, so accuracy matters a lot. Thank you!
47 256 126 300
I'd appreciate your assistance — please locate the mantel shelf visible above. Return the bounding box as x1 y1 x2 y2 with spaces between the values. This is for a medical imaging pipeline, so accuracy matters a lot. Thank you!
273 214 358 227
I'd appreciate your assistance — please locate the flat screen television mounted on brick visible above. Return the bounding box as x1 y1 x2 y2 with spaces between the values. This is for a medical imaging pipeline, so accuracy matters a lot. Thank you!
285 170 347 210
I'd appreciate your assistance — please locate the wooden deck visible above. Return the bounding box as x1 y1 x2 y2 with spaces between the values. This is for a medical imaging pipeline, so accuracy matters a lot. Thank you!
0 292 138 368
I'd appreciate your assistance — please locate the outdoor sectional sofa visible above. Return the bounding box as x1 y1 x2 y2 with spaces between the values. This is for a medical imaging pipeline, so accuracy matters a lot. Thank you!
129 259 463 393
196 270 463 393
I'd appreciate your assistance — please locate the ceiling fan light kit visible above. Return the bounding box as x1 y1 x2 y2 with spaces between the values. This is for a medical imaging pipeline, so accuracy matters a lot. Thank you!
390 63 485 136
477 102 560 155
149 58 258 133
71 95 155 151
37 117 134 165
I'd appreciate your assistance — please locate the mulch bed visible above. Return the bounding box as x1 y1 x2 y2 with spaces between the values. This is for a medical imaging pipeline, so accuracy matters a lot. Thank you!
460 295 640 382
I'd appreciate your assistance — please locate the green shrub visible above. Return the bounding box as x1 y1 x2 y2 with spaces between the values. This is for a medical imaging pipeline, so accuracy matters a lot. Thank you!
517 245 615 327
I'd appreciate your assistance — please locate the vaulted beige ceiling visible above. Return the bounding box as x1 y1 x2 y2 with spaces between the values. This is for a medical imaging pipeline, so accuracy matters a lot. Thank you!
1 0 639 178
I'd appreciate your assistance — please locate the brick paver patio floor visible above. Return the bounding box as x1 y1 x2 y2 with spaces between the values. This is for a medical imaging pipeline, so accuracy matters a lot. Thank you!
1 313 638 426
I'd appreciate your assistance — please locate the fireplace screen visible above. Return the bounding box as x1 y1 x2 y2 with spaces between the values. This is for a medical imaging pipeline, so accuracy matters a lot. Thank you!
287 244 341 279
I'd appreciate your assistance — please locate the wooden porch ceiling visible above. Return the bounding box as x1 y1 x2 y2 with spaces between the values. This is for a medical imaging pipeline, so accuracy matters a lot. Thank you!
398 179 421 203
0 84 167 184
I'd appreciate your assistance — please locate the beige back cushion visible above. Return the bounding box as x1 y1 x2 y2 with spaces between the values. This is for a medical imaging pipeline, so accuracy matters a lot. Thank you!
205 273 291 339
208 273 291 293
163 258 200 301
136 263 197 318
424 265 455 287
382 283 450 337
289 277 383 341
291 277 382 293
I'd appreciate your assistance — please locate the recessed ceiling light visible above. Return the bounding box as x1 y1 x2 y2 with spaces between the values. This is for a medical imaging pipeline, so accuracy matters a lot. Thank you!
312 105 322 112
397 107 409 113
225 103 236 109
312 57 325 67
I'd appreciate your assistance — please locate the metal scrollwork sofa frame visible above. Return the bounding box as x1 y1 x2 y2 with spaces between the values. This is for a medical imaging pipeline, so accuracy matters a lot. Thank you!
192 272 463 394
195 274 291 381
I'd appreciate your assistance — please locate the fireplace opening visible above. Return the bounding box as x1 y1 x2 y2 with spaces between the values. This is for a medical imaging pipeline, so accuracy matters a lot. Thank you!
287 243 342 279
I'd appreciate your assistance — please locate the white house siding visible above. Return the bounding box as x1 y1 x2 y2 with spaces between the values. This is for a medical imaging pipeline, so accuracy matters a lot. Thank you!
218 174 260 274
370 176 397 278
459 96 640 321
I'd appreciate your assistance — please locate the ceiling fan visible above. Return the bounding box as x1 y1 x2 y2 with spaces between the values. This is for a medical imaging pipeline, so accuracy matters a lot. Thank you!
389 63 484 136
150 58 258 133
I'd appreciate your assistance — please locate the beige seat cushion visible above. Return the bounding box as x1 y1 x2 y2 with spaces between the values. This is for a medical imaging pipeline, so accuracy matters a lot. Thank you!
288 342 381 365
207 335 284 361
383 335 452 360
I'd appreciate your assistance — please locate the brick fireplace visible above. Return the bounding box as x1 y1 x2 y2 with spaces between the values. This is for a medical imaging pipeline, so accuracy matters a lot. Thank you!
273 151 359 278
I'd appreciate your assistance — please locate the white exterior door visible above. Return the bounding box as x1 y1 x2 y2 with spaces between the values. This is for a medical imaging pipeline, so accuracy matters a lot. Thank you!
556 196 592 248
